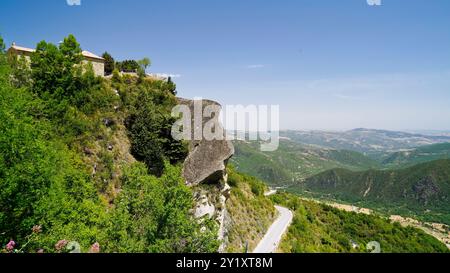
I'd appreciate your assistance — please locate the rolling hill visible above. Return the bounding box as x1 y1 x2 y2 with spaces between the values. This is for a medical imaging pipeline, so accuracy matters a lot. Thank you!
281 129 450 159
291 159 450 225
382 143 450 168
230 139 379 186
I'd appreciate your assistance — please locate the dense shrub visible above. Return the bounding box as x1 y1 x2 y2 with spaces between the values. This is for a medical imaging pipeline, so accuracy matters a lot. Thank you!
105 163 219 253
123 79 188 176
272 192 449 253
0 62 107 252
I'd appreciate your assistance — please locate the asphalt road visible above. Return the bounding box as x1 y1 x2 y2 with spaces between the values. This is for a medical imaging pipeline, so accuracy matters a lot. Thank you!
253 205 293 253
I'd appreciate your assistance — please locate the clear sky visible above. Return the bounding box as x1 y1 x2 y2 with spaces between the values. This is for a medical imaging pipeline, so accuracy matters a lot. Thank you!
1 0 450 130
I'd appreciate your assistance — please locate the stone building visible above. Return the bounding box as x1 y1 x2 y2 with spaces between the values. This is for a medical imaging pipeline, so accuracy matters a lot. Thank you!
7 43 105 77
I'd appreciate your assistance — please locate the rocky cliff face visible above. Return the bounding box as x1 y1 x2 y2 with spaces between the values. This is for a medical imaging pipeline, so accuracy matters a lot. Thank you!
177 98 234 252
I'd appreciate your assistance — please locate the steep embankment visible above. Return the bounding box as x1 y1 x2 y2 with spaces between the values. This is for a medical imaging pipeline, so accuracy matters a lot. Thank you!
224 168 277 253
253 205 293 253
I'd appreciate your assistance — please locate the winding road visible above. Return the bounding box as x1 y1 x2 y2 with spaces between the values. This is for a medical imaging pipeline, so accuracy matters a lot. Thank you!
253 205 293 253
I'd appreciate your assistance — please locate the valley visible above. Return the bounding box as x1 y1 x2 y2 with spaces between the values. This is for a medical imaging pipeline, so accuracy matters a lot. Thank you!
232 129 450 229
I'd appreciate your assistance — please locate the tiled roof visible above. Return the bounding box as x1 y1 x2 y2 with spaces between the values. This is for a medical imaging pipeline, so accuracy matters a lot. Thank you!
10 45 104 61
82 50 104 60
10 45 35 53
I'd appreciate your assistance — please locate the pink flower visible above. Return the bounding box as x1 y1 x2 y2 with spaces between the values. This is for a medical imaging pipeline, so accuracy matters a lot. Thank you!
89 242 100 253
6 240 15 252
55 240 68 251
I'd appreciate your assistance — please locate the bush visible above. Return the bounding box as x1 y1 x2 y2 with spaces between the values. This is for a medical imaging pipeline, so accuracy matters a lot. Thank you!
0 69 107 251
105 163 219 253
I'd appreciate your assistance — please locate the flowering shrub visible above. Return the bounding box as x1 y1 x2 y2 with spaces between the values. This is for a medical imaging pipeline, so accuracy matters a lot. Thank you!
1 225 101 253
55 240 69 252
5 240 15 252
89 242 100 253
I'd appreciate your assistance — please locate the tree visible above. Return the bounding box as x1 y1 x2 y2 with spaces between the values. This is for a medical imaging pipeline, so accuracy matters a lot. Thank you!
125 83 188 176
59 34 82 65
138 57 151 72
102 52 115 76
167 77 177 95
31 35 84 101
0 35 5 53
116 60 140 73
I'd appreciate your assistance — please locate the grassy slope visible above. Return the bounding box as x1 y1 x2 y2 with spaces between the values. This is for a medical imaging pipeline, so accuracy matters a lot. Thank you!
225 168 277 253
271 192 449 253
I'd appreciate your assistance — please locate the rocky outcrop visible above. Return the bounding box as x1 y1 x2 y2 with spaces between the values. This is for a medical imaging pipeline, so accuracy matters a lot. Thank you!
177 98 234 252
413 176 440 205
178 98 234 187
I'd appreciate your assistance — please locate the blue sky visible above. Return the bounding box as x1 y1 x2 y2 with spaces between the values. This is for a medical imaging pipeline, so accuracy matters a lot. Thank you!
1 0 450 130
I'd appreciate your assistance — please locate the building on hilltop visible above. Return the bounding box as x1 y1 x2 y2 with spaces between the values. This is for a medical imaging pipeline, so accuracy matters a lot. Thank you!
7 43 105 77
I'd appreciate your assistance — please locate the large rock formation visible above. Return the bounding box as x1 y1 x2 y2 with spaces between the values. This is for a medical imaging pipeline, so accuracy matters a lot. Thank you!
178 98 234 186
177 98 234 252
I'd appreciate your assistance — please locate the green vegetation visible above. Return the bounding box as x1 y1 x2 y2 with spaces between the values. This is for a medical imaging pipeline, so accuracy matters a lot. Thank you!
382 143 450 168
122 77 187 176
272 192 449 253
2 32 447 253
225 167 277 253
116 59 140 73
232 135 450 227
0 35 5 53
291 159 450 225
0 34 218 253
102 52 115 76
138 57 151 72
105 162 219 253
231 140 378 186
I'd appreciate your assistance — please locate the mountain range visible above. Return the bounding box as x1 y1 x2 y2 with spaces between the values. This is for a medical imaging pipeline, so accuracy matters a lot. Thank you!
231 128 450 225
293 159 450 224
282 129 450 159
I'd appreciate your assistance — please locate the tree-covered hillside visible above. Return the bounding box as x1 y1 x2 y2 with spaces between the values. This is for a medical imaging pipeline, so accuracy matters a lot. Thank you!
231 140 379 186
382 143 450 168
271 192 448 253
0 34 218 253
292 159 450 225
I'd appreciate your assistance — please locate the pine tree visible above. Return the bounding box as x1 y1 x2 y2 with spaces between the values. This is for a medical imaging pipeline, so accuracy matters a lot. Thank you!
102 52 115 76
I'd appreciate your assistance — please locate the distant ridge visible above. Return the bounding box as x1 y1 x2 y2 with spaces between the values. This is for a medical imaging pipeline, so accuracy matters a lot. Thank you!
295 159 450 224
